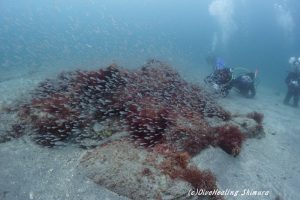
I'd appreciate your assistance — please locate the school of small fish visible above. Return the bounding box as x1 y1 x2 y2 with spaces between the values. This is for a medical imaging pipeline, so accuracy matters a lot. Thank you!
15 60 231 149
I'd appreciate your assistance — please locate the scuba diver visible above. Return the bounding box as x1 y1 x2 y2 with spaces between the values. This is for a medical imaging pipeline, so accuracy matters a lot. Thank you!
204 57 233 97
283 56 300 107
204 55 259 98
231 71 257 98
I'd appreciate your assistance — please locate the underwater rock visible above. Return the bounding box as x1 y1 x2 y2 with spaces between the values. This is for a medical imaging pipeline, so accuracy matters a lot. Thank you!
80 140 215 200
231 116 264 138
10 60 235 149
4 60 265 199
206 114 265 139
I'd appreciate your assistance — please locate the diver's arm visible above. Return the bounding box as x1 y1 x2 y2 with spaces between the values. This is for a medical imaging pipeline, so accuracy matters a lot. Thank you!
285 72 292 84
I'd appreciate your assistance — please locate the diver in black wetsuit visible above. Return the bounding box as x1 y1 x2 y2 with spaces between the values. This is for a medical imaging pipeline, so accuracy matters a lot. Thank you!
231 72 256 98
283 57 300 107
204 57 233 97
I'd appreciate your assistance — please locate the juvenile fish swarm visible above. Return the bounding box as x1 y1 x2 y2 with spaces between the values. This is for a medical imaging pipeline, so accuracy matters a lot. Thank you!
14 60 245 157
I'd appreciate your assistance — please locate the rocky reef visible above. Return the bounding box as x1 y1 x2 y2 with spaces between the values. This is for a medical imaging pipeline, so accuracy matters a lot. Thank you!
2 60 265 200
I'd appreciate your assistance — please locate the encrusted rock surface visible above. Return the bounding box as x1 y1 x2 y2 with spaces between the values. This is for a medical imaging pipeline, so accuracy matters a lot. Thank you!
80 140 205 200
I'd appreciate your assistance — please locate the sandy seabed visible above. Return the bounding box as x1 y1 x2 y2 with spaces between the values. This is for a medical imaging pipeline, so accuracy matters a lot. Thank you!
0 67 299 200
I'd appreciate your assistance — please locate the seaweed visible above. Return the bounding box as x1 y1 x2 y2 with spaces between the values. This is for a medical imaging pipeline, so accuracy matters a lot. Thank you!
214 125 246 157
246 111 264 124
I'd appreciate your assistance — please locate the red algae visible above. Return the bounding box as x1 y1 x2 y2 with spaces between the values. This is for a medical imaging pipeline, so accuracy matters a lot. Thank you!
4 60 265 200
12 60 235 149
214 125 246 157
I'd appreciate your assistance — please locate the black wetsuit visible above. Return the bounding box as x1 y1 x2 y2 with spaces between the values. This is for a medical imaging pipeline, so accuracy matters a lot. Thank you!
231 73 256 98
284 71 300 107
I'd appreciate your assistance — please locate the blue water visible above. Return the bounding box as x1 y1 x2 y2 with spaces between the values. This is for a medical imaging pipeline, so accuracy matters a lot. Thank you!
1 1 300 200
0 0 299 88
